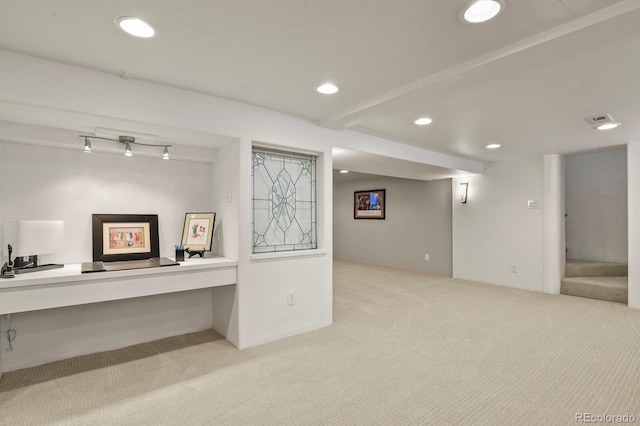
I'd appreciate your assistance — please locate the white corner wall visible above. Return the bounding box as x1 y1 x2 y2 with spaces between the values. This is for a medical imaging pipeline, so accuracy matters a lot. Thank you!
627 143 640 309
211 140 241 346
211 140 241 260
543 154 565 294
334 175 452 276
453 157 545 292
565 148 627 263
0 143 2 375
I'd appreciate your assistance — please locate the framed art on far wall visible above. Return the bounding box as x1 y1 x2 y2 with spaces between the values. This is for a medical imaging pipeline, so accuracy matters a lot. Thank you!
354 189 386 219
181 212 216 252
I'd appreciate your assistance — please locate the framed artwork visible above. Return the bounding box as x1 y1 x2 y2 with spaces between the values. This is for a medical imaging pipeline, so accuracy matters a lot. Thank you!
181 212 216 252
354 189 386 219
92 214 160 262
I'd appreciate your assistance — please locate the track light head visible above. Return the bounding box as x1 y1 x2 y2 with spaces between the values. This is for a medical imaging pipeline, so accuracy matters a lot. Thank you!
162 146 170 160
124 142 133 157
83 137 92 153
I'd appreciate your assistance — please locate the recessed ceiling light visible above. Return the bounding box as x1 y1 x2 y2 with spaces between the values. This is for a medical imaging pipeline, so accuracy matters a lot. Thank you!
316 83 339 95
339 170 349 174
414 117 433 126
115 16 157 38
460 0 504 24
596 122 620 130
485 143 501 149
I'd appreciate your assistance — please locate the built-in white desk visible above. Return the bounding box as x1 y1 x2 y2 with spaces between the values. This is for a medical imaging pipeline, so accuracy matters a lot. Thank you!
0 257 237 315
0 257 238 375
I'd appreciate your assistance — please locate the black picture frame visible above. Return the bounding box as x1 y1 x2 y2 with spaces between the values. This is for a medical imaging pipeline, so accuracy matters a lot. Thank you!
92 214 160 262
354 189 386 219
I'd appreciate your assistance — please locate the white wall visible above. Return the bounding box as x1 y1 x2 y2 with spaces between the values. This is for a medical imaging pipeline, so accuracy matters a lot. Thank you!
0 289 215 371
565 148 627 262
543 154 565 294
210 141 240 346
1 142 212 263
334 175 452 276
0 143 2 375
627 143 640 309
453 157 545 292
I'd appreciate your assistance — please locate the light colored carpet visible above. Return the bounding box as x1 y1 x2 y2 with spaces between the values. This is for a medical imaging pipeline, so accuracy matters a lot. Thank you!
562 259 629 304
561 276 628 304
565 259 628 277
1 260 640 425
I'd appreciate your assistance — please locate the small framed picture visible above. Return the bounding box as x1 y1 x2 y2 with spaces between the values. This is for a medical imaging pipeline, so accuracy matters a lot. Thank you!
354 189 386 219
181 212 216 252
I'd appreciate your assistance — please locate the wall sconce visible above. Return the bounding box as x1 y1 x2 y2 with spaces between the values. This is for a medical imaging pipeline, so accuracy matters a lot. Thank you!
459 182 469 204
83 137 92 153
79 135 171 159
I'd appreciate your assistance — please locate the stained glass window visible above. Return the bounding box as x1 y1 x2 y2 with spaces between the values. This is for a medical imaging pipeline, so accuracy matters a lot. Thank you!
252 147 317 253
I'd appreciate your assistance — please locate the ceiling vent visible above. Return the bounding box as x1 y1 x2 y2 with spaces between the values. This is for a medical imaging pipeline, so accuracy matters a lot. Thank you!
585 114 614 125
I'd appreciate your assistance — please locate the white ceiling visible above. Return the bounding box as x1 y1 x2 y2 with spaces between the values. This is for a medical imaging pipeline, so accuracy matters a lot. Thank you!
0 0 639 179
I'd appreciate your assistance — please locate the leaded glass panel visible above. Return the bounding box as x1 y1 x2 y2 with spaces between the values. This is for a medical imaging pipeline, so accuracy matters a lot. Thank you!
252 147 317 253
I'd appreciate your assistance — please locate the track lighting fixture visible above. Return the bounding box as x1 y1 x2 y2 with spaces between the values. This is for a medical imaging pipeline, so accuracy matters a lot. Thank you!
79 135 171 159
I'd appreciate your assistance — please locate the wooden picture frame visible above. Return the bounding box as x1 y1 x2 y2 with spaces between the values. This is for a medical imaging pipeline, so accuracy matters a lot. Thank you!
354 189 386 219
181 212 216 252
92 214 160 262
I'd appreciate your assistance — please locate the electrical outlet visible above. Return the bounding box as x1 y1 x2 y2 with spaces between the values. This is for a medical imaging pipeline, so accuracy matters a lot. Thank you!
287 290 296 306
511 264 518 273
424 254 430 261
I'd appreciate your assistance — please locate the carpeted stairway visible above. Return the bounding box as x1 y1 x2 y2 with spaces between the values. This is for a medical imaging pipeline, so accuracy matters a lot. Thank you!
561 259 628 304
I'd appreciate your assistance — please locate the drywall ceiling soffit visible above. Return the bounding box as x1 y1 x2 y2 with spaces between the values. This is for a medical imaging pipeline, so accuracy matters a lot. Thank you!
0 0 638 163
0 101 236 149
332 147 475 182
0 120 222 162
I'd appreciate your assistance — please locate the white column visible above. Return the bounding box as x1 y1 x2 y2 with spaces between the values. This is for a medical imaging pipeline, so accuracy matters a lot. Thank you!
627 144 640 308
0 315 4 378
211 140 241 347
0 143 3 378
543 154 564 294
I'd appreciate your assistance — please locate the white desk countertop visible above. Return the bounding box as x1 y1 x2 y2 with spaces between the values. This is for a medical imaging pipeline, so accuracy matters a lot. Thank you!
0 257 238 315
0 257 238 290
